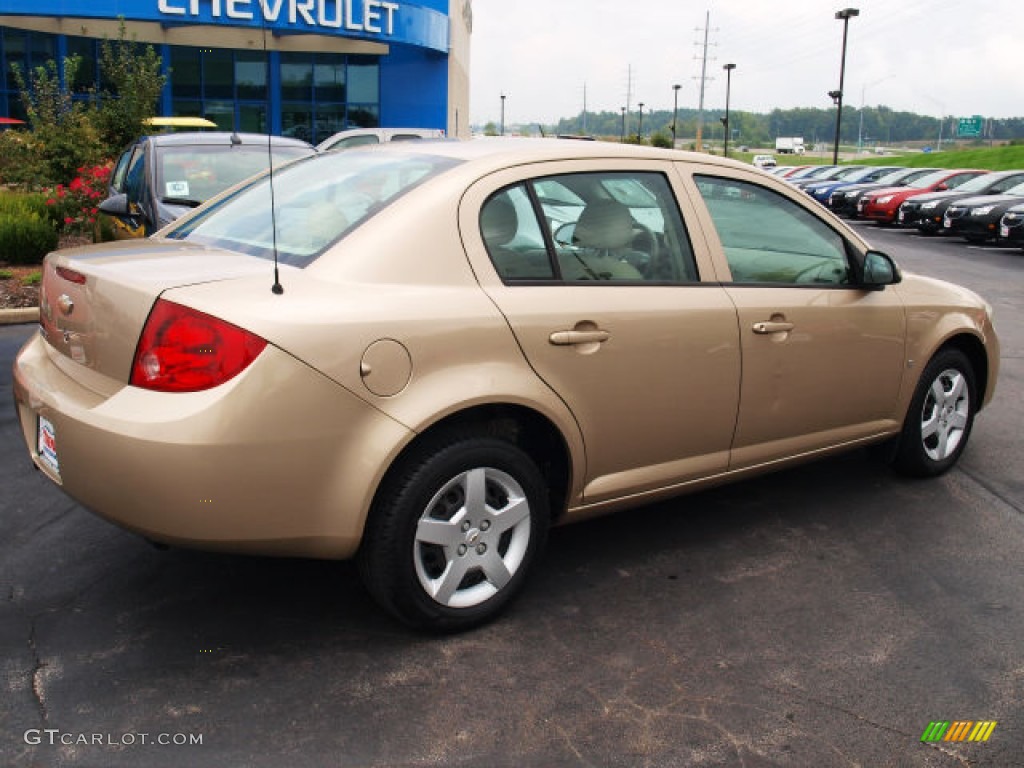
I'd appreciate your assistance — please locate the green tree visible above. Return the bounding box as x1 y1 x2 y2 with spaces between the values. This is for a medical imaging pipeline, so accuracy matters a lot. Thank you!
93 20 167 151
10 56 103 185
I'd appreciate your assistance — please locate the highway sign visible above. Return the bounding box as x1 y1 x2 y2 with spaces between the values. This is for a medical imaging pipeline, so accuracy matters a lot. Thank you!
957 116 984 138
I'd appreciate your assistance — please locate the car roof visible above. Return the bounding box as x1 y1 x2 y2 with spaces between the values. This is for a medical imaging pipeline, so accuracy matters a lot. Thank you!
145 131 314 150
383 137 754 170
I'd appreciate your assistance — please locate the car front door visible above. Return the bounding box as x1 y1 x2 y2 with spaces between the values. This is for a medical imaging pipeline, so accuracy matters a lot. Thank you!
462 164 741 507
685 170 907 470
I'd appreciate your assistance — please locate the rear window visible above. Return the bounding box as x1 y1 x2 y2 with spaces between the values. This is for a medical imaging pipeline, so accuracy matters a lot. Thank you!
164 151 461 267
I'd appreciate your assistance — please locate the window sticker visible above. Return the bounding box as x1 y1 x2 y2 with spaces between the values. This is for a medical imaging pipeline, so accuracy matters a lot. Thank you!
166 181 190 197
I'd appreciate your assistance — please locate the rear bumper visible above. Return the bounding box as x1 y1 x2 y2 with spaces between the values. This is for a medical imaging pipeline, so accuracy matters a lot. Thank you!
13 332 410 559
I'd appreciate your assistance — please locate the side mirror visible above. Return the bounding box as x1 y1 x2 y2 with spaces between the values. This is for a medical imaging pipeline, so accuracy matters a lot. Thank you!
861 250 901 288
98 193 131 217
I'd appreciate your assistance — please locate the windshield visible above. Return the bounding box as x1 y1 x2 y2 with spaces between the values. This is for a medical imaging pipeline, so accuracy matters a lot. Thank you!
952 174 997 194
874 168 915 185
157 144 314 206
164 151 462 266
909 170 958 189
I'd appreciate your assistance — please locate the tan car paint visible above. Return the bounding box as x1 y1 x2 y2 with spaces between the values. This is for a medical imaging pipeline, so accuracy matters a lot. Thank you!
13 139 999 558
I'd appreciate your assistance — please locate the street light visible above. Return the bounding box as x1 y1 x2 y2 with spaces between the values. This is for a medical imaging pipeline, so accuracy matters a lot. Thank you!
637 102 644 142
500 92 506 136
671 84 681 148
721 64 736 157
832 8 859 164
620 106 626 143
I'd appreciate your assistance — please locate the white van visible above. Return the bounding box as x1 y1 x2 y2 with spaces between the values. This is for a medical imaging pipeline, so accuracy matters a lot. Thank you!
317 127 445 152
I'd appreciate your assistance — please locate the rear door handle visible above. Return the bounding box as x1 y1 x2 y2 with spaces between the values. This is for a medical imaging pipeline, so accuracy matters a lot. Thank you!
549 330 611 346
752 321 794 334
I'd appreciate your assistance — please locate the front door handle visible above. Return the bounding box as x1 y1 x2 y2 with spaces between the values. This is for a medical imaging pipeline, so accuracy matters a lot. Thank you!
549 329 611 346
752 321 794 335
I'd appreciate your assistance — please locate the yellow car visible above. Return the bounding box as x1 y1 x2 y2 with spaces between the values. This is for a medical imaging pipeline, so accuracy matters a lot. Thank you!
13 139 999 630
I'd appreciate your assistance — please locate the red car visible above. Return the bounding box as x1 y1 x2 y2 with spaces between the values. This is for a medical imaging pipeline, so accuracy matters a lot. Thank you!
858 169 987 224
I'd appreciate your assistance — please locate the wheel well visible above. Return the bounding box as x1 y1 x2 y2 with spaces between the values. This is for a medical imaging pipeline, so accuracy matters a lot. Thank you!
389 405 572 522
938 333 990 410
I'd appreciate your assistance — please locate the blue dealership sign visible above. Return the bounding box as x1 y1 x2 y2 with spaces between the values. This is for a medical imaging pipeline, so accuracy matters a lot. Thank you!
1 0 449 52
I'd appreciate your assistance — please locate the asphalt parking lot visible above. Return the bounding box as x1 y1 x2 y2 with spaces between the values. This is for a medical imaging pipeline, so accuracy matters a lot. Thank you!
2 227 1022 767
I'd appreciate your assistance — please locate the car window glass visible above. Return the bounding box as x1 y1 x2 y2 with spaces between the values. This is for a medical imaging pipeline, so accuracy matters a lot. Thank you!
391 134 424 142
990 175 1024 193
695 175 851 285
480 185 555 280
482 172 698 284
123 147 147 204
156 145 313 204
168 152 461 267
110 149 133 193
330 135 380 150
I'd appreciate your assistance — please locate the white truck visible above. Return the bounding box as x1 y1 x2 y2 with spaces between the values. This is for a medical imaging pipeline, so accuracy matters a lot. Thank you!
775 137 805 155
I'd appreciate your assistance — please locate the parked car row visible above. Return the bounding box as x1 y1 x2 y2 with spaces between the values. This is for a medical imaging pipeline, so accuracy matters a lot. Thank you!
769 161 1024 250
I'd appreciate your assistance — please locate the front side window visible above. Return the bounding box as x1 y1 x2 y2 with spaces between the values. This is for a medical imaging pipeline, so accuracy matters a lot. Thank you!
480 172 698 284
694 175 851 285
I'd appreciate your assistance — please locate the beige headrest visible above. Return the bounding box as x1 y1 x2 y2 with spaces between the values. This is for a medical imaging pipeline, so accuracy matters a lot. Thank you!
574 200 633 250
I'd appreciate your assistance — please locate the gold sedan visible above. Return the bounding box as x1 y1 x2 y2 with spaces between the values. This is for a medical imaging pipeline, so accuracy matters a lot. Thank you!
13 140 999 630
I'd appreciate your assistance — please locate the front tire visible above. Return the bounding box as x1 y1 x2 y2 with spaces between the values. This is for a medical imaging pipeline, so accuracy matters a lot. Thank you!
892 348 976 477
358 434 550 631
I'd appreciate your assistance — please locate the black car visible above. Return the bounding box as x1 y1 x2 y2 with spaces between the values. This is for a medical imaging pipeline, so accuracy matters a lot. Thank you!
98 131 316 239
998 203 1024 248
942 181 1024 243
826 167 938 218
897 170 1024 233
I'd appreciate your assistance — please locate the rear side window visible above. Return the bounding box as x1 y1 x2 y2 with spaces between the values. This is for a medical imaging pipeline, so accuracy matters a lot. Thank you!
694 175 851 285
329 135 380 150
480 172 698 284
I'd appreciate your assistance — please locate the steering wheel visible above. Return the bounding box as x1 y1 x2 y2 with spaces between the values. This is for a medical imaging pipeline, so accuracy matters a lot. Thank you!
553 221 576 247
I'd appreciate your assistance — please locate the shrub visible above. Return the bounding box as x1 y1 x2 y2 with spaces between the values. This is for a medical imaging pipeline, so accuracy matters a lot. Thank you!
0 211 59 264
40 164 112 235
650 130 673 149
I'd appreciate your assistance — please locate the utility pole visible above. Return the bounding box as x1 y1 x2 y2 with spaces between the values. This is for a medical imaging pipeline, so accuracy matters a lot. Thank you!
581 82 588 134
693 11 716 152
623 64 633 141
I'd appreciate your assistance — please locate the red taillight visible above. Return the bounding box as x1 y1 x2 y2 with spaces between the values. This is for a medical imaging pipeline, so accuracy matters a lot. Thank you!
130 299 267 392
56 266 87 285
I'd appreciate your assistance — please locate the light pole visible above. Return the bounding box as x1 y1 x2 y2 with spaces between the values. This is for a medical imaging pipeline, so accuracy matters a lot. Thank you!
500 92 506 136
721 64 736 157
637 102 644 142
832 8 859 164
671 84 681 148
620 106 626 143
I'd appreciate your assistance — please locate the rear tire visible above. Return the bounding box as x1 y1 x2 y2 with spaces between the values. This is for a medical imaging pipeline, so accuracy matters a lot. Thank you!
358 433 549 632
891 349 976 477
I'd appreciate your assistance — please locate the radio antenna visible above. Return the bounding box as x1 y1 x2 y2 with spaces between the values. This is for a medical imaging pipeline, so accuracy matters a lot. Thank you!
262 11 284 294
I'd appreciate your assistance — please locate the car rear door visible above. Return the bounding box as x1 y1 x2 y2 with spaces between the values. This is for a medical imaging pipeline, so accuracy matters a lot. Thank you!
460 160 741 506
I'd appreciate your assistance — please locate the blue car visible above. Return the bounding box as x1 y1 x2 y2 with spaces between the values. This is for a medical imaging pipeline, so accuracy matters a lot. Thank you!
802 166 905 204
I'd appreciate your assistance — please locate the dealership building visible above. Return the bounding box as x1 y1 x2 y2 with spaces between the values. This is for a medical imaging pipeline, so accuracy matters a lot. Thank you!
0 0 471 143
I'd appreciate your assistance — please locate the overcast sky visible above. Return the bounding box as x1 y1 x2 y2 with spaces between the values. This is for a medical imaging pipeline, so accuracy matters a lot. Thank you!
468 0 1020 128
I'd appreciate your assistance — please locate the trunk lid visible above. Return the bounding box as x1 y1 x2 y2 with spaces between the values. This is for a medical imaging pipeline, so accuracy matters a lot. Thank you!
39 239 275 385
